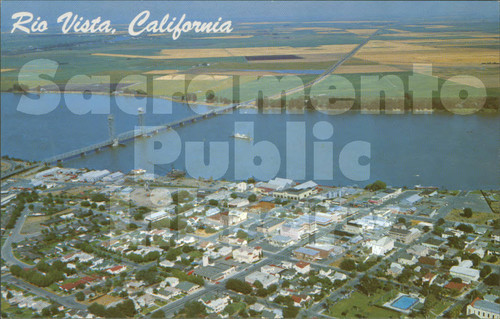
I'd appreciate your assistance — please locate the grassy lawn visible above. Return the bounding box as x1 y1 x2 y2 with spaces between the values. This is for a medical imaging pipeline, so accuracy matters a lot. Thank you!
328 291 401 319
141 305 159 315
428 300 453 318
445 209 498 225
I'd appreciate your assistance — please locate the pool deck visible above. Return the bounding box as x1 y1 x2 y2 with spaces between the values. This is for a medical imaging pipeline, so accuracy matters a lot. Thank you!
383 293 422 314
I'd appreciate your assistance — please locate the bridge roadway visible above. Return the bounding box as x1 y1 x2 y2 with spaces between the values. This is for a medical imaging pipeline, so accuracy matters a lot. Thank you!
42 104 239 165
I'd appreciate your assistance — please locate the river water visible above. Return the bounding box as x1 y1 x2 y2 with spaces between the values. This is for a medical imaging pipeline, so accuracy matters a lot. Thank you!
1 92 498 189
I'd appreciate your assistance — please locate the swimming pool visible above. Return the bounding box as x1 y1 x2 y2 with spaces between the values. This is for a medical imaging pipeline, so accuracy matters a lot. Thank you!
390 296 418 310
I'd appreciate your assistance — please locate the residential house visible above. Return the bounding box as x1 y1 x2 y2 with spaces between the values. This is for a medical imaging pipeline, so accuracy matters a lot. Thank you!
293 261 311 275
245 271 279 289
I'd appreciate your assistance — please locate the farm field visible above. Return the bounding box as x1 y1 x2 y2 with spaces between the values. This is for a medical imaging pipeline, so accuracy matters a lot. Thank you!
1 20 498 112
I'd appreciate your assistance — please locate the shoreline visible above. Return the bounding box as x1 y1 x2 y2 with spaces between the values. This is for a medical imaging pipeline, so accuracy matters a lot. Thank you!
1 89 499 114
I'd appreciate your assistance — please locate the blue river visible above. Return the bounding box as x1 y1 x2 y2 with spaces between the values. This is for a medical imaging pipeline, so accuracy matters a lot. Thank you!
1 92 499 189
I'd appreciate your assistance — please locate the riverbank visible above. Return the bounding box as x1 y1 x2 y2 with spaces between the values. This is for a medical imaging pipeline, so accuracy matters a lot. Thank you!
3 89 499 114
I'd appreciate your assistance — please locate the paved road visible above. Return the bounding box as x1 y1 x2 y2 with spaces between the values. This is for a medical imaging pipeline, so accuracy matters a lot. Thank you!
1 273 86 310
1 208 35 268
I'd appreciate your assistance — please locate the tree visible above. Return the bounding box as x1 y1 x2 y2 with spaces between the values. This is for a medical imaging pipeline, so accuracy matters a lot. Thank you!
436 218 445 226
183 301 206 317
340 258 356 271
365 180 386 191
236 230 248 240
248 194 257 202
151 309 165 318
463 207 473 218
283 306 300 318
75 291 85 301
484 273 500 286
208 199 219 206
226 278 252 294
358 275 381 296
10 265 22 277
253 280 263 289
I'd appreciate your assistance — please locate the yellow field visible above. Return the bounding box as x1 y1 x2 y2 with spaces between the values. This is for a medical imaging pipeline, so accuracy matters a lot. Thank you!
93 44 356 60
345 29 378 35
192 35 254 39
155 74 231 81
292 27 342 31
383 31 499 38
355 40 499 66
0 69 15 73
142 70 179 75
333 64 405 74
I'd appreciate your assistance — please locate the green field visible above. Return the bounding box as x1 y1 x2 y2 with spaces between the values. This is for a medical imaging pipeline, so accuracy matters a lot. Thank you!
328 291 401 318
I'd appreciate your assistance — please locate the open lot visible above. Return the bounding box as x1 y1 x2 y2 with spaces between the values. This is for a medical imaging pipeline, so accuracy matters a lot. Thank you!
445 209 498 226
328 291 400 318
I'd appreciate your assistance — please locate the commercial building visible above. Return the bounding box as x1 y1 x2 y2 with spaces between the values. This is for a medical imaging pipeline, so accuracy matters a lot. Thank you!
232 245 263 264
370 237 395 256
467 298 500 319
272 188 315 201
450 266 480 283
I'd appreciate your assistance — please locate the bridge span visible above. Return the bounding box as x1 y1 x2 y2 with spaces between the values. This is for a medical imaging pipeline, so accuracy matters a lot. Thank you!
43 104 239 165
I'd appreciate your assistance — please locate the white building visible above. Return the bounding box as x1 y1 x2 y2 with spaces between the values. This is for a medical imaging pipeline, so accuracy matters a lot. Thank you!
450 266 480 283
467 298 500 319
293 261 311 274
371 237 394 256
78 170 110 183
144 210 169 222
200 294 231 313
233 246 262 264
245 271 279 288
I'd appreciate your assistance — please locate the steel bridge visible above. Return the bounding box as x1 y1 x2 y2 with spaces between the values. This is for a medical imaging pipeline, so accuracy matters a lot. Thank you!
43 104 239 165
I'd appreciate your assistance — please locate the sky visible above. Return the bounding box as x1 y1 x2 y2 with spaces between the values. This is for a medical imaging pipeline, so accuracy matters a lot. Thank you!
1 1 499 29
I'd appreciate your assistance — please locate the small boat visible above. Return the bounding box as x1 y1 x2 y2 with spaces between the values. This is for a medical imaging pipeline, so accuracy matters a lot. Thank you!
231 133 253 141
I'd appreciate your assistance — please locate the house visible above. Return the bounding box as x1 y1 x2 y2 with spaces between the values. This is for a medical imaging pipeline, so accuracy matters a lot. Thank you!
228 198 250 208
176 281 200 294
144 210 169 222
261 265 284 276
422 273 437 285
492 229 500 243
407 244 429 257
156 287 181 300
388 262 404 277
371 237 394 256
106 265 127 275
269 235 294 247
257 219 286 234
400 194 422 206
444 281 468 292
193 263 236 283
422 237 446 249
160 277 179 288
450 266 480 283
293 261 311 274
199 293 231 313
398 253 418 266
419 256 439 268
293 247 321 261
232 246 262 264
291 295 311 307
467 298 500 319
388 227 421 244
245 271 279 288
272 188 315 201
